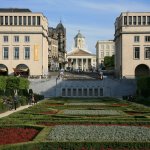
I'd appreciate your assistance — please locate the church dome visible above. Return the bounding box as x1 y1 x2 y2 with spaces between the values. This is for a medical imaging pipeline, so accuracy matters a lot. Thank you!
74 31 85 39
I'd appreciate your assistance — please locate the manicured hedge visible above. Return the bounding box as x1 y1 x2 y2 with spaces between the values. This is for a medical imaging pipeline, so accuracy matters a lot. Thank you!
1 141 150 150
137 77 150 98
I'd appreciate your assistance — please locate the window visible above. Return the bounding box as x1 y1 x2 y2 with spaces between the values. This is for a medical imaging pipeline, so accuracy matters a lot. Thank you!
28 16 31 25
101 52 104 58
3 36 8 42
24 47 30 59
134 36 140 42
10 16 13 25
129 16 132 25
14 16 17 25
37 16 40 25
134 47 140 59
0 16 3 25
133 16 136 25
106 51 109 56
147 16 150 25
124 16 127 25
19 16 22 25
143 16 146 25
32 16 36 25
24 36 30 42
23 16 26 25
101 45 104 49
14 47 19 59
3 47 9 59
5 16 8 25
145 36 150 42
106 45 109 49
145 47 150 59
14 36 19 42
138 16 141 25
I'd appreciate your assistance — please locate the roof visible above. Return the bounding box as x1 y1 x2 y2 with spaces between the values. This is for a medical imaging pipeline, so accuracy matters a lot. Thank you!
56 21 65 29
74 31 85 39
67 48 95 56
0 8 31 12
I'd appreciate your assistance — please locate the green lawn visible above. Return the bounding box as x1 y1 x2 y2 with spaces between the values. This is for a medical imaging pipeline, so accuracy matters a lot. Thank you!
0 97 150 150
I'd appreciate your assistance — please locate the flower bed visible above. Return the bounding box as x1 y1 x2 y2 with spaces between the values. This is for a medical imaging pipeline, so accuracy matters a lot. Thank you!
63 110 124 115
64 103 106 106
0 127 39 145
40 110 58 114
48 125 150 142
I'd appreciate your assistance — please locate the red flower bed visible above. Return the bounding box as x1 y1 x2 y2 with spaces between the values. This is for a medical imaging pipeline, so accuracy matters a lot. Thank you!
46 103 64 106
111 104 129 107
40 110 58 114
0 127 39 145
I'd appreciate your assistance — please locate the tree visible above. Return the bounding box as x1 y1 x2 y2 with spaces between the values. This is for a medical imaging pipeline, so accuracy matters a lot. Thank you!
104 55 114 69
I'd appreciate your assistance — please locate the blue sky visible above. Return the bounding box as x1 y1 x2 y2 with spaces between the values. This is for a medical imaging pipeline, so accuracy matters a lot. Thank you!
1 0 150 53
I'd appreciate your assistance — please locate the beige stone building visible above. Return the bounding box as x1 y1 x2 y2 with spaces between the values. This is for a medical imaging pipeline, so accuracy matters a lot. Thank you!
0 8 49 76
67 31 96 71
115 12 150 78
96 40 115 69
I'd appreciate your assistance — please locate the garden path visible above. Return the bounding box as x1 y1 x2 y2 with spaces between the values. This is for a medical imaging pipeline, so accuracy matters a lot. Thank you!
0 105 31 118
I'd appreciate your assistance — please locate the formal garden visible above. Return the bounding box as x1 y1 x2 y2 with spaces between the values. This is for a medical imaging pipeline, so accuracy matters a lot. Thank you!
0 97 150 150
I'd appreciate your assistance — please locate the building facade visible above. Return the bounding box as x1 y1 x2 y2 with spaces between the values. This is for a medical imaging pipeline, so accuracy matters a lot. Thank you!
96 40 115 69
115 12 150 78
67 31 96 71
0 8 49 76
48 21 66 70
48 27 59 71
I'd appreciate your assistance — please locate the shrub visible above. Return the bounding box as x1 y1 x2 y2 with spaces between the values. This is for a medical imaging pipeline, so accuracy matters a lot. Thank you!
19 96 28 106
34 93 44 102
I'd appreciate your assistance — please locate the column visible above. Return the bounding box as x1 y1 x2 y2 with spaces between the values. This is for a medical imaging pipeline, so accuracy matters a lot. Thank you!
76 58 78 69
86 58 88 71
81 58 83 71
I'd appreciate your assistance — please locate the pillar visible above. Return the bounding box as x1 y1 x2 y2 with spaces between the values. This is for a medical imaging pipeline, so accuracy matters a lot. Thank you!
81 58 83 71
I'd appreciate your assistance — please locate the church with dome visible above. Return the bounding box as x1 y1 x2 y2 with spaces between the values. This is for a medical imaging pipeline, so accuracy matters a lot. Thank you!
66 31 96 71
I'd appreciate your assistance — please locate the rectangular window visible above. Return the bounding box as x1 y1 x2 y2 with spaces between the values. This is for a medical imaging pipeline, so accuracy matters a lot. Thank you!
147 16 150 25
106 51 109 56
28 16 31 25
14 16 17 25
145 36 150 42
138 16 141 25
3 36 8 42
14 47 19 59
124 16 127 25
5 16 8 25
129 16 132 25
23 16 26 25
24 36 30 42
133 16 136 25
24 47 30 59
32 16 36 25
10 16 13 25
143 16 146 25
145 47 150 59
101 52 104 58
14 36 19 42
19 16 22 25
100 88 103 96
37 16 40 25
0 16 3 25
134 36 140 42
3 47 9 59
134 47 140 59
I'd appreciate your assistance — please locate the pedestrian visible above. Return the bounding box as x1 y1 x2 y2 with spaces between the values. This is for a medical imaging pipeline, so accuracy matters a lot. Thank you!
13 91 18 110
32 94 35 105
